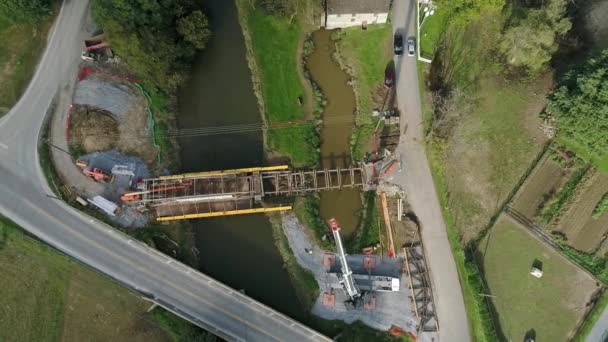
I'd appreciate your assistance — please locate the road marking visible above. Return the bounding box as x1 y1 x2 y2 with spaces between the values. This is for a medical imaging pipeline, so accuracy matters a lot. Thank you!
165 259 172 264
0 142 7 150
127 240 133 245
89 219 94 223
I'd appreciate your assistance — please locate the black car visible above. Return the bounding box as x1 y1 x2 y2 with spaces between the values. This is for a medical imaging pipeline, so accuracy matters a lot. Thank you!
394 33 403 56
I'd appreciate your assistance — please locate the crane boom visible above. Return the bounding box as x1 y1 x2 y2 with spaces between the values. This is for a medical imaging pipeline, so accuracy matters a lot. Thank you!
328 218 360 299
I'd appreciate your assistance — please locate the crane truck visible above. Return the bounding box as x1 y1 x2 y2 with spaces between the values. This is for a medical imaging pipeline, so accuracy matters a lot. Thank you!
327 218 361 301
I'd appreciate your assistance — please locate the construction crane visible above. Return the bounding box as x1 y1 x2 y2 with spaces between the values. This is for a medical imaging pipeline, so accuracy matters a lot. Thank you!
328 218 360 300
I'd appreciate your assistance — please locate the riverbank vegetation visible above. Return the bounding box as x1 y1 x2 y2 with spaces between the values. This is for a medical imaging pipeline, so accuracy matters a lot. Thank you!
0 216 176 341
420 0 579 339
0 0 56 115
334 25 393 160
574 291 608 341
91 0 211 169
236 0 320 167
269 215 320 309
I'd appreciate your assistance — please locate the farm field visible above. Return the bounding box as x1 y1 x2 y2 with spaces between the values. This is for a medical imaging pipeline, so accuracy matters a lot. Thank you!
0 218 171 341
511 153 574 221
480 215 599 341
554 171 608 252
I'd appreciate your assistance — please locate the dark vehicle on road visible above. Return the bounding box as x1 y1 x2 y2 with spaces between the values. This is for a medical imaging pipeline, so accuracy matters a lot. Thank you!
384 68 394 89
394 33 403 55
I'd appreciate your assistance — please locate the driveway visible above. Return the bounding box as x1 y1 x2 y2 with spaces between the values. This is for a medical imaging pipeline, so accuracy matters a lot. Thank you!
391 0 472 341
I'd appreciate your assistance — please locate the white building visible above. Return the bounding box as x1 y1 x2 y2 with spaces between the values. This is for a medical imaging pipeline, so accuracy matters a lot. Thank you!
324 0 392 29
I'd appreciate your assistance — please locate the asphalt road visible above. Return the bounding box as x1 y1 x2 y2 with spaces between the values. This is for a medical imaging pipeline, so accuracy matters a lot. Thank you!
391 1 472 341
0 1 330 341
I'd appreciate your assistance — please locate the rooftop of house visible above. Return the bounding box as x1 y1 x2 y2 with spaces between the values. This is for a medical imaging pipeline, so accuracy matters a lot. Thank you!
327 0 392 15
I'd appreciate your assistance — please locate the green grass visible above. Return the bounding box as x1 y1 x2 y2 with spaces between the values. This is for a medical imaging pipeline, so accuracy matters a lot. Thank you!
294 194 333 250
0 7 56 115
559 135 608 173
335 24 392 160
419 7 450 58
311 318 411 342
348 191 383 254
0 216 174 342
426 138 497 342
574 292 608 341
480 218 598 341
593 192 608 219
237 1 318 166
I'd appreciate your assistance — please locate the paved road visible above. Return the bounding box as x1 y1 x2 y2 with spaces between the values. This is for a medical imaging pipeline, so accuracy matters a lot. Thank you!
391 1 472 341
0 1 330 341
587 306 608 342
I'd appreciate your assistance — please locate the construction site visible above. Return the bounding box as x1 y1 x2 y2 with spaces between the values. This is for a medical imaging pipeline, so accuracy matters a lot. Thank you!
46 29 440 340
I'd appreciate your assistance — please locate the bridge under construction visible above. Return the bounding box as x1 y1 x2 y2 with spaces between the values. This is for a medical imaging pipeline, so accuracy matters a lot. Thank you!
123 165 376 221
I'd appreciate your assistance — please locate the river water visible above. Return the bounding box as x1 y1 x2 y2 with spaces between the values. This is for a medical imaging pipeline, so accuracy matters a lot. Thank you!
307 30 362 237
176 0 304 321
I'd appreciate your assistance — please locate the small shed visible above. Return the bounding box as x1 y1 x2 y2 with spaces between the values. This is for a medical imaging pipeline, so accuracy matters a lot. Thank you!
325 0 392 29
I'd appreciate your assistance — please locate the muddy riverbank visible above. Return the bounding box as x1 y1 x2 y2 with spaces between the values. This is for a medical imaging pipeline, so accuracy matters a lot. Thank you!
176 0 305 321
307 29 362 236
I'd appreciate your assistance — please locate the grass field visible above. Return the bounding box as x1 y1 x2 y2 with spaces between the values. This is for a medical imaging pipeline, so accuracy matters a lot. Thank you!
574 292 608 341
335 24 392 160
480 215 599 341
426 11 550 241
236 1 318 167
0 217 172 341
419 7 449 58
0 11 56 116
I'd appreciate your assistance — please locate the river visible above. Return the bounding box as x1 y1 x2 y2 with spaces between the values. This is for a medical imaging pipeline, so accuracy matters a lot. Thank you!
176 0 305 321
307 30 362 237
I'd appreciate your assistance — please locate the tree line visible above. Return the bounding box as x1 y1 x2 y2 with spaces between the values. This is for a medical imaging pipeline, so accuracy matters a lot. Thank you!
0 0 51 23
91 0 211 93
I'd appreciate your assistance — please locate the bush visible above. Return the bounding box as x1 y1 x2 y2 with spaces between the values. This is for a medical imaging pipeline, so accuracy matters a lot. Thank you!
258 0 294 17
547 50 608 168
0 0 51 23
592 193 608 219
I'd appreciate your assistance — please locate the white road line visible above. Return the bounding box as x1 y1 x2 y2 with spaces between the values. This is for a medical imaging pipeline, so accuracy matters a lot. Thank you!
0 142 7 150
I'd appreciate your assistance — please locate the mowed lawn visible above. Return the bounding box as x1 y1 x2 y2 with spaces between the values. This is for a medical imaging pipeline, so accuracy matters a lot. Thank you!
336 24 392 159
0 12 56 115
480 215 599 341
238 2 318 167
0 218 170 341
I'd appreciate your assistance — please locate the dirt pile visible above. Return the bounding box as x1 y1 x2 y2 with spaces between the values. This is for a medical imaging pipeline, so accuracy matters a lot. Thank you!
71 108 119 152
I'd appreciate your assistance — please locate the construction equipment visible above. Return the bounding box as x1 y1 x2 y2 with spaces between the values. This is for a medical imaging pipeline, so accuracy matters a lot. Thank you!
328 218 360 300
121 182 192 202
83 168 111 182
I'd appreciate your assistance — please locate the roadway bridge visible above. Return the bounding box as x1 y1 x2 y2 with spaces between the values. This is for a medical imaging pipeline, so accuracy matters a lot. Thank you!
0 1 334 341
124 165 377 221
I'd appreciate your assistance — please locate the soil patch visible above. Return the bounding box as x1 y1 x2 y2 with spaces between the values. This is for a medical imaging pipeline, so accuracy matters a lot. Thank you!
556 172 608 252
71 108 119 152
71 75 158 166
511 155 574 221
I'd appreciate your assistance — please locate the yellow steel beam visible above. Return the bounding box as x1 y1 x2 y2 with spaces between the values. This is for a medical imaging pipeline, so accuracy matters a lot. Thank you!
156 206 292 221
158 165 289 180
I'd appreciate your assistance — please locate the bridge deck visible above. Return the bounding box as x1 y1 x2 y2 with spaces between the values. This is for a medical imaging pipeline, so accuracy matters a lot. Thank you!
128 165 370 220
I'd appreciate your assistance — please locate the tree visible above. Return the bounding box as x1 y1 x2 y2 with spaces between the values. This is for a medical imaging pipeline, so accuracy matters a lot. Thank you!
177 10 211 50
547 50 608 167
258 0 295 17
91 0 211 92
0 0 51 22
499 0 571 73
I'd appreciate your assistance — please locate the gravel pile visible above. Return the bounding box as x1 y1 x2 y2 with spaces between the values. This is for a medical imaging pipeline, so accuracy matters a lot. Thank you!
74 77 135 119
281 213 429 339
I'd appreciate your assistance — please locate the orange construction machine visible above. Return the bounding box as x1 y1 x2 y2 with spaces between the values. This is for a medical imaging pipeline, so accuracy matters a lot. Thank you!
83 168 111 182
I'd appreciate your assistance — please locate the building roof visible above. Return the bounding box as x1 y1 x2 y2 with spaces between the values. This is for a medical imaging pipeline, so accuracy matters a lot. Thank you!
327 0 391 15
